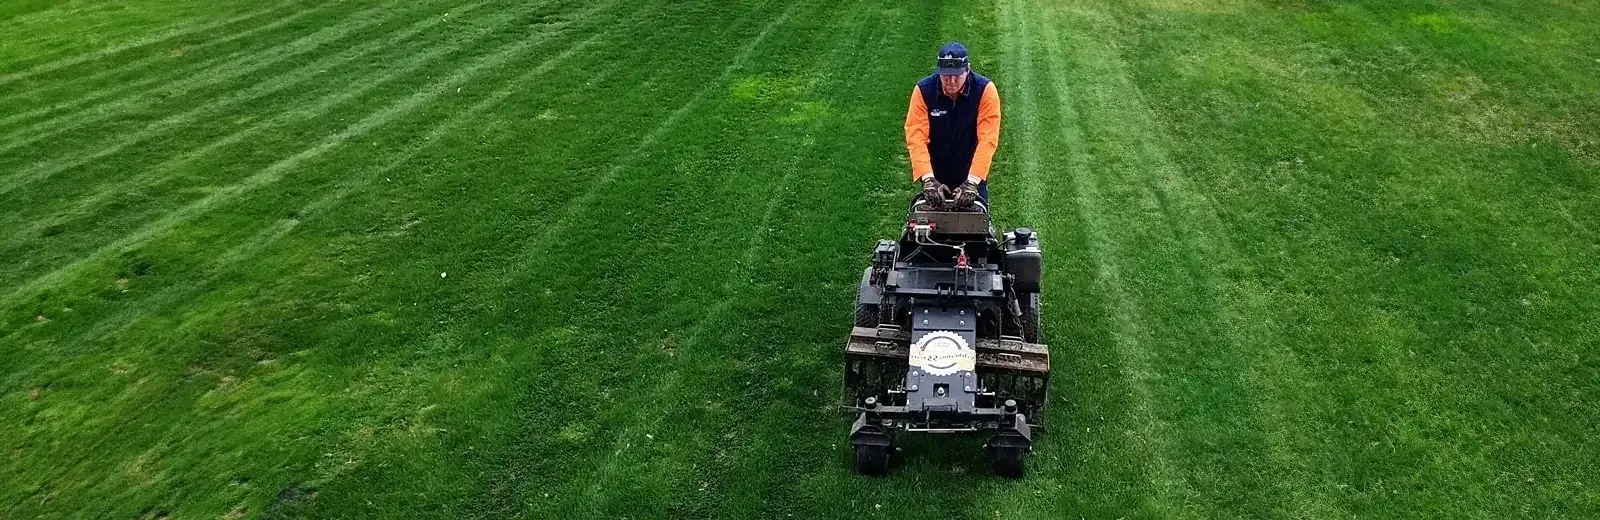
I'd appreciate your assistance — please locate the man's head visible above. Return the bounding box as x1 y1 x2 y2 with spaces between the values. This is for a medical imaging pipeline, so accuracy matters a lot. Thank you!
936 41 970 97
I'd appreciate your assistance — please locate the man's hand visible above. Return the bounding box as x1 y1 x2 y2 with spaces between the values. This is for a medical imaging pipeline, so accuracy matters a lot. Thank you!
920 175 950 208
953 179 982 208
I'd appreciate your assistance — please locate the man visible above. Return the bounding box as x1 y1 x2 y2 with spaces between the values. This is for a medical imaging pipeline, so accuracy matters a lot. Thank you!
905 41 1001 209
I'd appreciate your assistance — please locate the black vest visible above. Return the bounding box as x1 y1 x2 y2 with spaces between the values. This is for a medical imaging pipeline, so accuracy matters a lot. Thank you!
917 72 990 186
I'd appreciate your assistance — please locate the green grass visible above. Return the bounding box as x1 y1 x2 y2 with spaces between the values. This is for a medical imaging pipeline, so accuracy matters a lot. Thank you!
2 0 1597 517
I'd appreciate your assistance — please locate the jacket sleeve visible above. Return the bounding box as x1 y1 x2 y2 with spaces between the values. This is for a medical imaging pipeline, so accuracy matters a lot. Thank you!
969 82 1002 181
905 86 933 182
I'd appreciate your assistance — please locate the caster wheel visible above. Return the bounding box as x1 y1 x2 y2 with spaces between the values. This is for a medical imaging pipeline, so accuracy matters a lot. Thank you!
854 444 891 475
990 446 1026 478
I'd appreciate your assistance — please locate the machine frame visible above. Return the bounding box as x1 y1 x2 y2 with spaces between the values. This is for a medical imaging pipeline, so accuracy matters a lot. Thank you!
844 198 1048 477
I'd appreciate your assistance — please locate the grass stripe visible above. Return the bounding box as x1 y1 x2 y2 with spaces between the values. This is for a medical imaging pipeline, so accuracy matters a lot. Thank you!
612 3 896 515
1095 2 1593 515
9 16 620 362
0 2 95 27
1016 0 1199 514
670 2 862 365
495 0 804 287
1004 0 1350 516
0 3 286 83
0 5 397 167
0 5 389 159
0 2 337 131
0 1 531 328
281 55 629 504
0 5 624 497
0 40 257 130
2 1 501 248
0 2 618 308
450 1 820 513
0 1 612 282
0 43 627 513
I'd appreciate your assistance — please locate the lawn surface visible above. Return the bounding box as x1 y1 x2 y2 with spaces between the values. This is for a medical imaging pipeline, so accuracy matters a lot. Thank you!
2 0 1597 518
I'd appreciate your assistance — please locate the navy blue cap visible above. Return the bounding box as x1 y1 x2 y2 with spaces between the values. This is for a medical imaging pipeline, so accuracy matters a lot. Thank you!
936 41 969 76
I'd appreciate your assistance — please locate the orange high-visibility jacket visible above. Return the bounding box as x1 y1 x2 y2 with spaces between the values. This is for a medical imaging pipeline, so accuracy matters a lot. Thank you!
905 72 1001 185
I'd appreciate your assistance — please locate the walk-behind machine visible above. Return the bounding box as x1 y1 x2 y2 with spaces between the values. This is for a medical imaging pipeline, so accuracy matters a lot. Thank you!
844 194 1049 477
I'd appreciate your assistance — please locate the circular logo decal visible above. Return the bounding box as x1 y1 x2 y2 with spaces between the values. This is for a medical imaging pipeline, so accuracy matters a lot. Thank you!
910 331 976 376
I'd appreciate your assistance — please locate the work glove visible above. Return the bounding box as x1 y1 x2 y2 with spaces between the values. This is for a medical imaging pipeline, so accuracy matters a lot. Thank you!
920 175 950 209
952 178 982 208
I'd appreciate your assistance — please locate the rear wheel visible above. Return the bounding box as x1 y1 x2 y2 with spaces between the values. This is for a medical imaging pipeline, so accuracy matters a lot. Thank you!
1019 293 1041 343
854 444 891 475
854 303 880 328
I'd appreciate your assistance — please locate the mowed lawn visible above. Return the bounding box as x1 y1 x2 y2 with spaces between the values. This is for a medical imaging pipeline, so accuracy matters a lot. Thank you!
2 0 1597 517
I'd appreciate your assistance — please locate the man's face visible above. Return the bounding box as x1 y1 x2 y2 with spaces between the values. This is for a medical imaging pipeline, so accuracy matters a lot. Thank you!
940 71 968 97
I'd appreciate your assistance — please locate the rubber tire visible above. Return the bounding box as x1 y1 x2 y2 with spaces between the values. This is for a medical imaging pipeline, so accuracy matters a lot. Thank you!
1019 293 1042 343
854 444 891 476
990 447 1026 478
854 303 880 328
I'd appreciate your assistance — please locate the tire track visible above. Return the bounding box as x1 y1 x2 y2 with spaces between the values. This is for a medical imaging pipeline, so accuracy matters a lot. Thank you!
285 58 630 494
496 1 803 287
0 3 471 195
0 1 340 131
0 4 399 163
1010 0 1196 512
0 42 249 131
0 2 622 307
0 3 288 85
0 2 96 28
3 28 625 483
0 5 628 487
1045 4 1338 515
655 4 899 514
448 1 809 513
1024 0 1338 516
559 3 830 512
3 1 500 247
29 50 624 357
